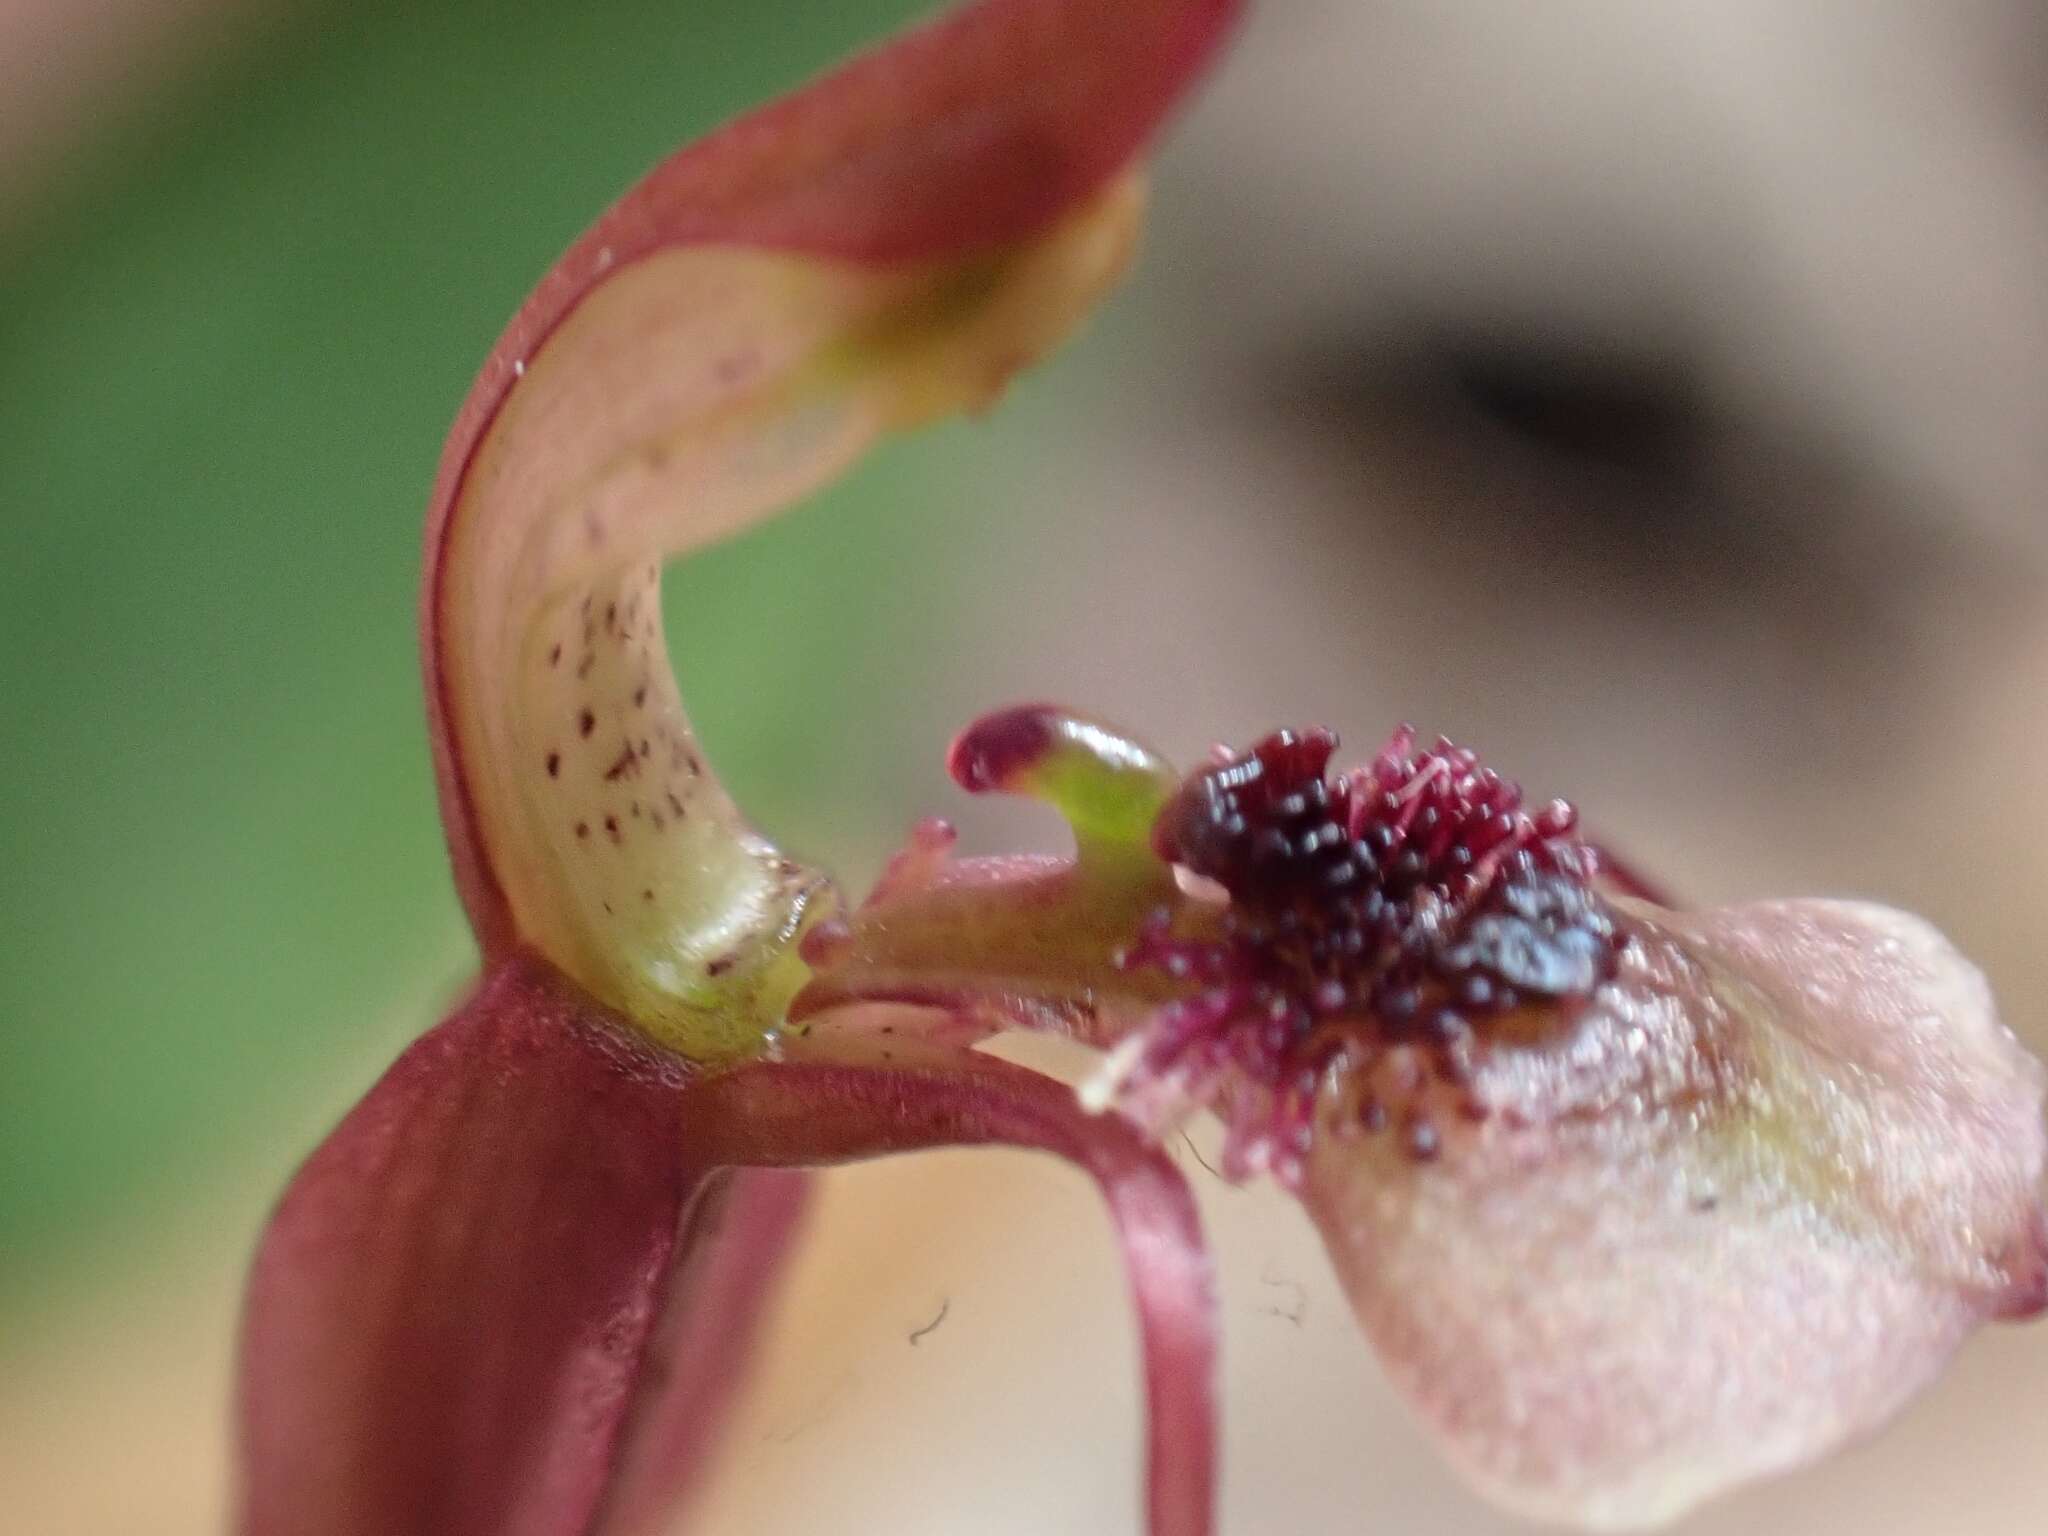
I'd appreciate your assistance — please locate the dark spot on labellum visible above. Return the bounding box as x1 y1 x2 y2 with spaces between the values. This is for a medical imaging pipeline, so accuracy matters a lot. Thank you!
666 791 687 820
548 643 561 667
604 742 639 782
634 685 648 708
604 815 621 844
642 888 654 903
579 709 596 738
574 821 590 840
706 950 741 977
545 752 560 778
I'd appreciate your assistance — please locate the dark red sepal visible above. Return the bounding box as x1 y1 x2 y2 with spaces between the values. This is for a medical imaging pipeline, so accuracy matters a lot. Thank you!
237 953 781 1536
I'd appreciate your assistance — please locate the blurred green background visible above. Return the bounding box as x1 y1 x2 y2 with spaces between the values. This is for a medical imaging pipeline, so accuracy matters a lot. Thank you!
1 0 970 1300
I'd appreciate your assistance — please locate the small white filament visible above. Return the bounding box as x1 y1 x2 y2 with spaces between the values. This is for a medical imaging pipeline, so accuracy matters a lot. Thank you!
1078 1031 1150 1115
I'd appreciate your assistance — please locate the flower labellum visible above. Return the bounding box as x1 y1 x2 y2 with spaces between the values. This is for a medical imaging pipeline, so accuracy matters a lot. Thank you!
236 1 2046 1533
809 711 2047 1527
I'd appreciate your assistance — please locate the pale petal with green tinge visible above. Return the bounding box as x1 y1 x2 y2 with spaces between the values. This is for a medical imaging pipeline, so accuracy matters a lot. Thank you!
435 202 1143 1055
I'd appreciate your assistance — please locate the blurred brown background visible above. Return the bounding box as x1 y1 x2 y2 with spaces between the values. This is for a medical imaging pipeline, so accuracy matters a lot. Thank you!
3 1 2044 1531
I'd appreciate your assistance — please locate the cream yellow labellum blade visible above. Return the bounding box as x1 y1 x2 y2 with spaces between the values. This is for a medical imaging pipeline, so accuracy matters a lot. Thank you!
438 179 1144 1053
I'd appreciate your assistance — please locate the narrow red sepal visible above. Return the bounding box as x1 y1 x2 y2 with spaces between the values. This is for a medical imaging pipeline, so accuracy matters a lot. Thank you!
238 955 735 1536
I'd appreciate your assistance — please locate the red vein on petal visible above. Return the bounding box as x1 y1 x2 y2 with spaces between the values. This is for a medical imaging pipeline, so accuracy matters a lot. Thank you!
686 1043 1219 1536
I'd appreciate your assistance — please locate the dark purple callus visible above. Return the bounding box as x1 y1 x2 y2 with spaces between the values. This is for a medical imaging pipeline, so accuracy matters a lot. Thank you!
1113 726 1623 1183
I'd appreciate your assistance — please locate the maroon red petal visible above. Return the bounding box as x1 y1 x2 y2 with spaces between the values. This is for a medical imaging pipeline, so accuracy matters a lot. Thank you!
238 955 732 1536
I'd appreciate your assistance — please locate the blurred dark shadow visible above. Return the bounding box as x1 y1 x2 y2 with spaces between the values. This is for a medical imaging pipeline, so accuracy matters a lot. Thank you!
1260 312 2040 761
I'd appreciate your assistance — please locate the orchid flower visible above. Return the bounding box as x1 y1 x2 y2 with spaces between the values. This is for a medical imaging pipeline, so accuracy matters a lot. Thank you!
236 2 2048 1534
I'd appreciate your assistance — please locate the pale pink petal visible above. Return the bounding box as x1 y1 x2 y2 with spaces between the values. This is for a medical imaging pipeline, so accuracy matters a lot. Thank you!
1300 899 2048 1529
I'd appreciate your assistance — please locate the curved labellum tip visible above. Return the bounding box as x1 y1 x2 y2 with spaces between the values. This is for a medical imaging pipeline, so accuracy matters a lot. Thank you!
420 0 1242 1057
